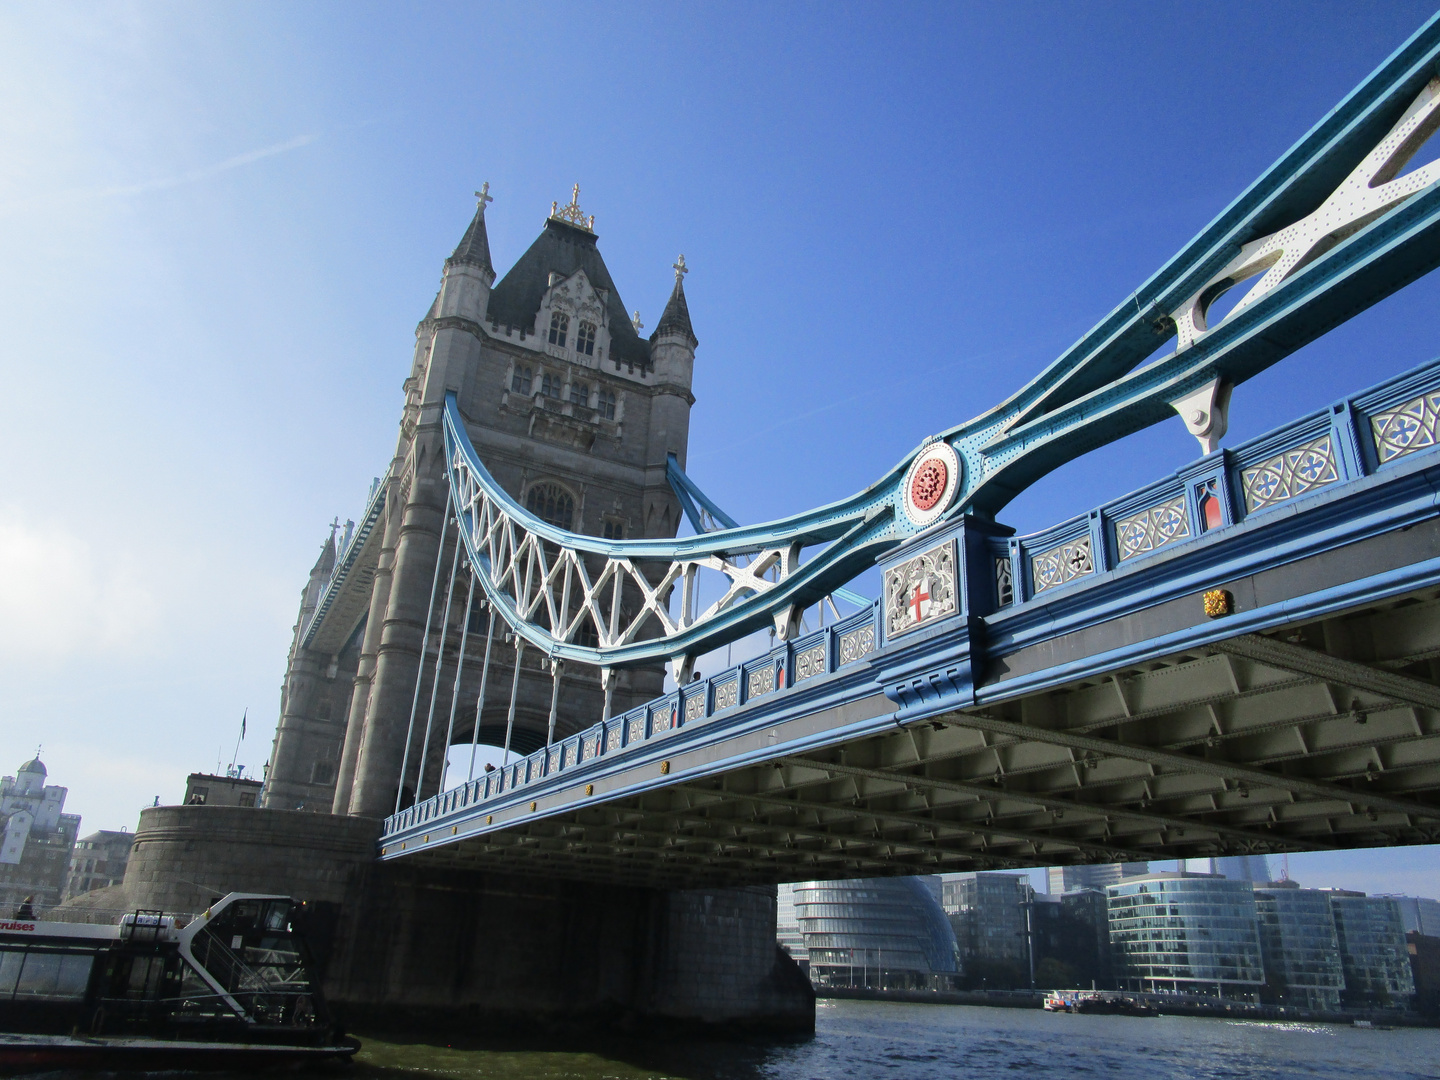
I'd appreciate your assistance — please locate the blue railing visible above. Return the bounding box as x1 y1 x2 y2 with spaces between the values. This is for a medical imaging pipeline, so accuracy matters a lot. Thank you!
1000 355 1440 609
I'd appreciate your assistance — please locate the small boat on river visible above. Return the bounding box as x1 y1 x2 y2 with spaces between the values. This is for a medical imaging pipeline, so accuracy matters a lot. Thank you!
0 892 357 1071
1044 989 1158 1016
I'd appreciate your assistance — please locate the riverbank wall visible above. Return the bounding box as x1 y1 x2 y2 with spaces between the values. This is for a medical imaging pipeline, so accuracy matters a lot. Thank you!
815 986 1439 1027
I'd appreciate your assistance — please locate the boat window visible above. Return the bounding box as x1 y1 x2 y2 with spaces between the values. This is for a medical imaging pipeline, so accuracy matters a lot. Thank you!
124 954 166 998
0 949 23 997
12 950 94 1000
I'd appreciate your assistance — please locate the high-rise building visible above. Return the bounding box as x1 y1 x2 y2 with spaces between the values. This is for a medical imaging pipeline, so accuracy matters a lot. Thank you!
1407 932 1440 1018
265 187 698 816
0 756 81 913
944 872 1032 987
1253 882 1346 1011
793 878 959 989
63 829 134 901
1325 891 1415 1008
1029 889 1114 990
1047 862 1149 894
1211 855 1272 883
1378 895 1440 938
1107 873 1265 999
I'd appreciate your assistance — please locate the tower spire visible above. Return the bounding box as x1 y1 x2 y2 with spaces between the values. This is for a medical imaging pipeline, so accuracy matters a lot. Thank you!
652 253 697 347
448 183 495 277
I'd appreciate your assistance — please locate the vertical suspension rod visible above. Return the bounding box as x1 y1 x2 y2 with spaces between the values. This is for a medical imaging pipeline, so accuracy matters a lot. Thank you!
438 569 477 793
502 638 525 769
546 660 564 746
412 511 464 803
467 608 497 783
394 487 452 816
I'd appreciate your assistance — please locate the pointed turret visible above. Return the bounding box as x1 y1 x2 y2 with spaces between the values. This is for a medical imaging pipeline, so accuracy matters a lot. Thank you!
434 185 496 326
446 183 495 279
651 255 697 350
646 254 698 481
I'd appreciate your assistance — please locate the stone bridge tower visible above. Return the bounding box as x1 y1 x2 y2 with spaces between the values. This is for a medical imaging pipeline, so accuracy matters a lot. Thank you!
264 186 698 816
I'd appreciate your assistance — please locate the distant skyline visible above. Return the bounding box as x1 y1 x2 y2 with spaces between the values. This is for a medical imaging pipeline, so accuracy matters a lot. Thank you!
1 2 1437 897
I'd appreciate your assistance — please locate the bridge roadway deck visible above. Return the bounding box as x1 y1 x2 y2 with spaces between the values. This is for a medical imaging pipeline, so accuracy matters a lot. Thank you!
380 361 1440 887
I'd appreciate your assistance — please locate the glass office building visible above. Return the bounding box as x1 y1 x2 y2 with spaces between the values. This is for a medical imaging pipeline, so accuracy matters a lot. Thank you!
775 882 809 969
1327 891 1415 1007
943 872 1031 968
1047 862 1149 894
1107 872 1264 999
1253 883 1345 1011
793 877 960 989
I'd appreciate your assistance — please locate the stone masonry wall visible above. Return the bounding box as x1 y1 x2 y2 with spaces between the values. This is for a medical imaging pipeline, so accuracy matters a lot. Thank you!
111 806 813 1035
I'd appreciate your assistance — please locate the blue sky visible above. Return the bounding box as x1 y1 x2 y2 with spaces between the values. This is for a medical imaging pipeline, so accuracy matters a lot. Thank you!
1 1 1438 897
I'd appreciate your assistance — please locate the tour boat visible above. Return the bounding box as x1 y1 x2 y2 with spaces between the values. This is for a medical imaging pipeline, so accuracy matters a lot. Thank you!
1043 989 1157 1016
0 892 357 1070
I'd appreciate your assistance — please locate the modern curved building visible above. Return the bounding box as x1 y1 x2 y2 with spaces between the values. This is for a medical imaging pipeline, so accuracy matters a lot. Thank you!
792 877 960 989
1107 872 1264 998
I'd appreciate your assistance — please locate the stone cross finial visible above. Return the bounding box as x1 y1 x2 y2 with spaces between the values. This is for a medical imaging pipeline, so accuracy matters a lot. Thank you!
329 517 342 543
673 254 688 283
631 310 644 331
474 181 492 212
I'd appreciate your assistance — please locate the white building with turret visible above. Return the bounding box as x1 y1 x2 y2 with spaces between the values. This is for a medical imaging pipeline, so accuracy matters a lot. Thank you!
0 756 81 913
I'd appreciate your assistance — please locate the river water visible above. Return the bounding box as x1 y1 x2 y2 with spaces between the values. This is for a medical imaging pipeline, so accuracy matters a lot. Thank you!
335 1000 1436 1080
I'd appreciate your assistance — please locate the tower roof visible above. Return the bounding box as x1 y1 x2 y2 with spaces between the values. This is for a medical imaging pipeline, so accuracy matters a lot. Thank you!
486 218 652 371
651 274 697 349
447 196 495 277
18 757 45 777
312 532 337 579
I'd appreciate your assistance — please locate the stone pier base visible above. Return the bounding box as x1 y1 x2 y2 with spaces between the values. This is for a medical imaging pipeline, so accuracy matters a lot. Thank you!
91 807 813 1037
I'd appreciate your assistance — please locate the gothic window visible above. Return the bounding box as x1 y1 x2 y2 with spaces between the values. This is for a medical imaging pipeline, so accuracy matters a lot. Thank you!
576 320 596 356
526 482 575 529
548 312 569 347
1196 478 1224 531
511 366 532 395
602 518 625 540
540 372 561 398
597 390 616 420
569 380 589 407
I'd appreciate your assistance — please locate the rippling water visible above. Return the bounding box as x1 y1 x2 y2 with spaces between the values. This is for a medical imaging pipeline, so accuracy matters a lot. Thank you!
346 1000 1440 1080
32 1001 1440 1079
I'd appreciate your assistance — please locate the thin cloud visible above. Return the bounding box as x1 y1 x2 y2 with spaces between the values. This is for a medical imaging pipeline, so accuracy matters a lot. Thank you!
0 133 317 214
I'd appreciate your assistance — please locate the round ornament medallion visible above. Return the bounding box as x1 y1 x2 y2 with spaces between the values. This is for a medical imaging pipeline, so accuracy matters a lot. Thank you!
901 441 962 529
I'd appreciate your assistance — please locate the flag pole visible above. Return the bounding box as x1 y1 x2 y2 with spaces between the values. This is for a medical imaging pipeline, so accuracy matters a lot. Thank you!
228 709 247 774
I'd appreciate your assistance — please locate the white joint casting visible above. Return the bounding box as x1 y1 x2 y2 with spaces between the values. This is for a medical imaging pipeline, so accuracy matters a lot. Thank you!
1170 378 1233 455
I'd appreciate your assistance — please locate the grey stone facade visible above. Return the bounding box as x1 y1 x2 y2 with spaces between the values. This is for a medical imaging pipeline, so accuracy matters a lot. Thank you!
63 829 134 902
264 191 697 818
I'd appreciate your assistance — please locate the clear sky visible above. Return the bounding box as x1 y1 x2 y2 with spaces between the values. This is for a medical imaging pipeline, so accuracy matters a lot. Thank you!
1 1 1438 897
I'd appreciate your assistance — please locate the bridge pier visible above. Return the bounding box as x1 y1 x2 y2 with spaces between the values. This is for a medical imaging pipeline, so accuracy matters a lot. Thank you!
95 806 814 1037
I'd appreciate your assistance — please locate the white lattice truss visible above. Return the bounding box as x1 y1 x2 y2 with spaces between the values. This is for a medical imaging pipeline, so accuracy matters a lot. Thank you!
1173 77 1440 346
449 446 837 672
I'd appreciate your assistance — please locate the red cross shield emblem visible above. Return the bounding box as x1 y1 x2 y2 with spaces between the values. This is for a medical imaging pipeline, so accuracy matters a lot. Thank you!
908 577 934 624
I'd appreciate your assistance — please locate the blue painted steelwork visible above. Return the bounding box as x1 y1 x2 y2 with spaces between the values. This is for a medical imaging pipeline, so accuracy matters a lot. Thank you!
666 450 871 608
382 353 1440 853
438 16 1440 671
